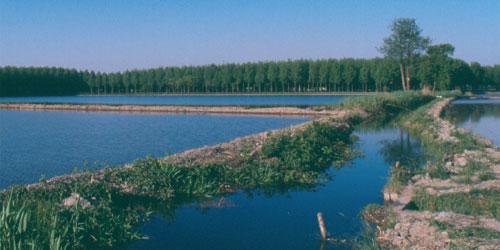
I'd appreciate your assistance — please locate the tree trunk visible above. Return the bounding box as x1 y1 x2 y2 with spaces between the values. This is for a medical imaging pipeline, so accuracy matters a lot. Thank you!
406 65 411 90
400 63 407 91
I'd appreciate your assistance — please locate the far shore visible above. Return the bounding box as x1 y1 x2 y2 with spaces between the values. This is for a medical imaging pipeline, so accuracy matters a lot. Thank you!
77 91 375 97
0 103 340 116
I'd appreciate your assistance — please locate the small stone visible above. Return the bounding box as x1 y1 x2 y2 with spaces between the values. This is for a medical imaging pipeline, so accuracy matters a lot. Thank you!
390 192 399 201
62 192 91 209
426 187 437 195
455 156 467 167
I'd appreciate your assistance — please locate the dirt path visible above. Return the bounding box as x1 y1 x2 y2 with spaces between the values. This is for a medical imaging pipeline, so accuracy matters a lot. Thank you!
377 98 500 249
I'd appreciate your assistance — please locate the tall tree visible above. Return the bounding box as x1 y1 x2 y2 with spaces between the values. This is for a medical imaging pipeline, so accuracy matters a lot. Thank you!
379 18 430 91
418 43 455 90
470 62 486 91
278 62 290 92
267 62 279 92
318 60 330 91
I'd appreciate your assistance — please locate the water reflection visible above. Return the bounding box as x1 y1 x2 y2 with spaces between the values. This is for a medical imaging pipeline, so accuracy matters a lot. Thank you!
128 127 426 250
379 128 426 169
444 100 500 146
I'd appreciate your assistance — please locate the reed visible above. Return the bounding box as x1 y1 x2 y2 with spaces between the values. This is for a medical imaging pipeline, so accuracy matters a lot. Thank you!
1 91 438 249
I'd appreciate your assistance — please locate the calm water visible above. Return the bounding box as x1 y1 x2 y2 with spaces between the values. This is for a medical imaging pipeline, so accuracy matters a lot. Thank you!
0 110 309 188
0 95 347 106
129 128 424 250
0 108 425 249
445 99 500 146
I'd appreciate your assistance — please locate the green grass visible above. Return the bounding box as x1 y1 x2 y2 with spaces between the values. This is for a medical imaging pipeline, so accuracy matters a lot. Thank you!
362 204 397 230
1 119 356 249
338 91 435 123
432 220 500 240
458 160 492 184
412 189 500 220
393 91 492 182
1 91 438 249
359 91 500 249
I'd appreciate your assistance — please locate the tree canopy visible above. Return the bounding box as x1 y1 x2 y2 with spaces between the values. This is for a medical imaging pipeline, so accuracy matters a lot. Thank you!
1 57 498 97
1 17 499 97
379 18 430 91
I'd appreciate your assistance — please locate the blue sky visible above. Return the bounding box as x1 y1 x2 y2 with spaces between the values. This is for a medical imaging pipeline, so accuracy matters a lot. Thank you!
1 0 499 72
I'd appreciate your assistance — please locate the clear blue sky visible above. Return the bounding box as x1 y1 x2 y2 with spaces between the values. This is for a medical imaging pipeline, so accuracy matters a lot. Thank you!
1 0 499 72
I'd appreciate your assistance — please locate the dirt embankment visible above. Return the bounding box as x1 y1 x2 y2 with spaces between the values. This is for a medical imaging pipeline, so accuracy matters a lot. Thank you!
163 109 354 167
22 108 359 192
377 98 500 249
0 103 338 116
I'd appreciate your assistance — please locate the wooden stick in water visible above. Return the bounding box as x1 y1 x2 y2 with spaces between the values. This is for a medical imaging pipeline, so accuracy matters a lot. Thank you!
317 212 327 240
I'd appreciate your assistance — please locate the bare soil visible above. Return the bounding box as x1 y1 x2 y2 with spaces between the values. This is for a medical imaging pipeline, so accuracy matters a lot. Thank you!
0 103 339 116
377 99 500 249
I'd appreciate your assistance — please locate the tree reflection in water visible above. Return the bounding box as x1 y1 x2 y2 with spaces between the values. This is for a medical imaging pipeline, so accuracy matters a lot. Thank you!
379 128 426 170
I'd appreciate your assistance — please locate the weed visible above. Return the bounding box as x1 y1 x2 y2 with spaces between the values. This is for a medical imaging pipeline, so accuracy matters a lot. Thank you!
412 189 500 219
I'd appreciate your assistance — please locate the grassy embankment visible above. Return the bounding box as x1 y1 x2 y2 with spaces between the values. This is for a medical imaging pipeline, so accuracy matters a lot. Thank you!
0 91 435 250
362 93 500 249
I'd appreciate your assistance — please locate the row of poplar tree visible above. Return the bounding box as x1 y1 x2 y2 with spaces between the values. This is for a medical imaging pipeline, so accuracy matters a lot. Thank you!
1 53 499 96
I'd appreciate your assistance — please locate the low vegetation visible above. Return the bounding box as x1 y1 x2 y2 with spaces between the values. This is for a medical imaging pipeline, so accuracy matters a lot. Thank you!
0 91 436 249
337 91 436 124
412 189 500 219
432 220 500 242
1 118 356 249
362 94 500 249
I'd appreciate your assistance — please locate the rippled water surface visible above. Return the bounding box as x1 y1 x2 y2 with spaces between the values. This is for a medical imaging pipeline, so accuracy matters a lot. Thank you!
0 110 309 188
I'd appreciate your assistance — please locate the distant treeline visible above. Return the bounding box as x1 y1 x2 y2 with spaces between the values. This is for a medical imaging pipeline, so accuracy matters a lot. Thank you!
1 57 499 96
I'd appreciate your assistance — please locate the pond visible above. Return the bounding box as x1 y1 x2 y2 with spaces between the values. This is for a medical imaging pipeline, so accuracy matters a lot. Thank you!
128 127 425 250
0 95 348 106
0 109 426 249
0 110 309 189
445 98 500 146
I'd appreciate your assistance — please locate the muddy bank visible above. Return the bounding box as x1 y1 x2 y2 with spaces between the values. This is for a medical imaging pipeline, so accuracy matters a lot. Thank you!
372 98 500 249
0 103 338 116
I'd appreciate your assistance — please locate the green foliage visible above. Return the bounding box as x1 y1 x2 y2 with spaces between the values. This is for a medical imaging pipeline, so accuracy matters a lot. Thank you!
378 18 430 91
355 225 385 250
362 204 396 230
339 91 435 123
432 220 500 240
0 114 358 248
412 189 500 219
426 163 451 180
0 183 148 250
260 121 353 170
0 92 438 248
0 67 86 97
1 59 498 96
418 44 456 90
379 18 430 62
